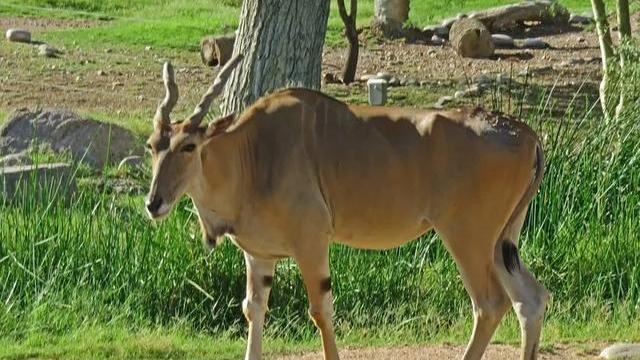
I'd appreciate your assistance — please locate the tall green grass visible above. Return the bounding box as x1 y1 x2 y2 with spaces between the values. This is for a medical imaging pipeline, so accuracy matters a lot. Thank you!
1 82 639 349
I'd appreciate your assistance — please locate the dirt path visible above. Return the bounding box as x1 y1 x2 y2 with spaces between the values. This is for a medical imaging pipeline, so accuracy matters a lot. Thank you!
275 344 601 360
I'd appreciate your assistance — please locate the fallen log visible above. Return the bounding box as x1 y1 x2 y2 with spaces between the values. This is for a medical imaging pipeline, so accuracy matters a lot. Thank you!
200 34 235 67
468 1 570 32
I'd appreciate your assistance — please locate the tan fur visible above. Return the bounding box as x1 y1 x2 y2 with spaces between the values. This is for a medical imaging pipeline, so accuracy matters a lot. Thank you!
146 87 547 360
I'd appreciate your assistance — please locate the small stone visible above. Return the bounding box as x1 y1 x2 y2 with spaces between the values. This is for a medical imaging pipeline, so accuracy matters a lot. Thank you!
475 74 492 86
491 34 515 48
435 96 453 108
375 72 393 82
144 46 152 51
577 37 585 43
38 44 58 58
104 48 113 53
75 75 81 82
521 38 550 49
569 13 594 25
359 74 376 82
137 94 145 102
405 78 419 87
5 29 31 43
433 26 449 38
454 90 466 99
431 35 445 46
388 77 401 87
97 70 106 76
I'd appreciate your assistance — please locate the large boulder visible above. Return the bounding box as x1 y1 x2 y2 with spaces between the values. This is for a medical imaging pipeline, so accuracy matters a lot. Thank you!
450 18 495 59
5 28 31 43
1 163 76 203
0 108 142 169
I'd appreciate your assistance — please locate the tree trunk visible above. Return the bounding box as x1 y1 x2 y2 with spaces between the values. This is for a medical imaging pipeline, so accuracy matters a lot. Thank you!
615 0 631 118
370 0 409 38
337 0 359 84
221 0 330 114
591 0 616 121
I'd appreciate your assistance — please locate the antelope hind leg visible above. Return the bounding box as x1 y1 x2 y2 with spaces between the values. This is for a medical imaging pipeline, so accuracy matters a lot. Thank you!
295 242 340 360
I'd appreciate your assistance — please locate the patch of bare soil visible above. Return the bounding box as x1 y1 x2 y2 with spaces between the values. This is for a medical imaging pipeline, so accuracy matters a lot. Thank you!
275 344 600 360
0 18 605 120
0 16 102 32
325 24 601 84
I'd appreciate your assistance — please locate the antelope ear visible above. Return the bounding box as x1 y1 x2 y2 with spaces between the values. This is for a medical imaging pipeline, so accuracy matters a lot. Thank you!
205 113 235 138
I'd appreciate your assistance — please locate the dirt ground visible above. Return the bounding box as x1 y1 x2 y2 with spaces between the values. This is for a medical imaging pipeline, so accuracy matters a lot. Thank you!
275 343 602 360
0 16 608 120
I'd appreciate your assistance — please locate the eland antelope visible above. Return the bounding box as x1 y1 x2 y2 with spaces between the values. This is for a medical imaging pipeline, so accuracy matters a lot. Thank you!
145 55 548 360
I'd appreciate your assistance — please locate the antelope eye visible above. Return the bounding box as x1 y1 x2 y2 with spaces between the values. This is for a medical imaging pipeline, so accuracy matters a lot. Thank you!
181 144 197 153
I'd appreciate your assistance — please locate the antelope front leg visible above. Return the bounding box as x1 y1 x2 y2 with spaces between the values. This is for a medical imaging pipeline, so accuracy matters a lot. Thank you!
295 245 340 360
242 252 276 360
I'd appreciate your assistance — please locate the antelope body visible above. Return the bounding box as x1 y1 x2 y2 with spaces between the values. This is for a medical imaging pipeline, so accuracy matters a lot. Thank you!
145 56 548 360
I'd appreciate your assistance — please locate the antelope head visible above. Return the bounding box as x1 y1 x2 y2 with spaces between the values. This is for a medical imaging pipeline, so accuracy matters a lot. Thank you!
144 55 242 220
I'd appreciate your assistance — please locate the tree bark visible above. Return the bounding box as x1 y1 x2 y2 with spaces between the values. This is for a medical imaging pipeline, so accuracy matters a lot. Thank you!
370 0 409 38
616 0 631 40
615 0 631 118
221 0 330 114
337 0 358 84
591 0 616 121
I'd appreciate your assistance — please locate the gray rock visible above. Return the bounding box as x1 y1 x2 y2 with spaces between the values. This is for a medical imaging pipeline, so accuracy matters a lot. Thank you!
422 26 438 34
5 29 31 43
454 85 482 99
388 77 401 87
599 343 640 359
521 38 550 49
375 72 392 82
360 74 376 82
454 90 467 99
434 26 450 38
569 13 594 25
491 34 515 48
0 151 31 167
0 108 143 169
405 78 419 86
118 155 144 170
475 74 493 86
435 96 453 108
38 44 59 58
1 163 76 203
431 35 445 45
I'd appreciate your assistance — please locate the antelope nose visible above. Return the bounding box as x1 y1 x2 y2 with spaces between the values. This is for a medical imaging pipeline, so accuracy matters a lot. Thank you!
146 196 162 214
